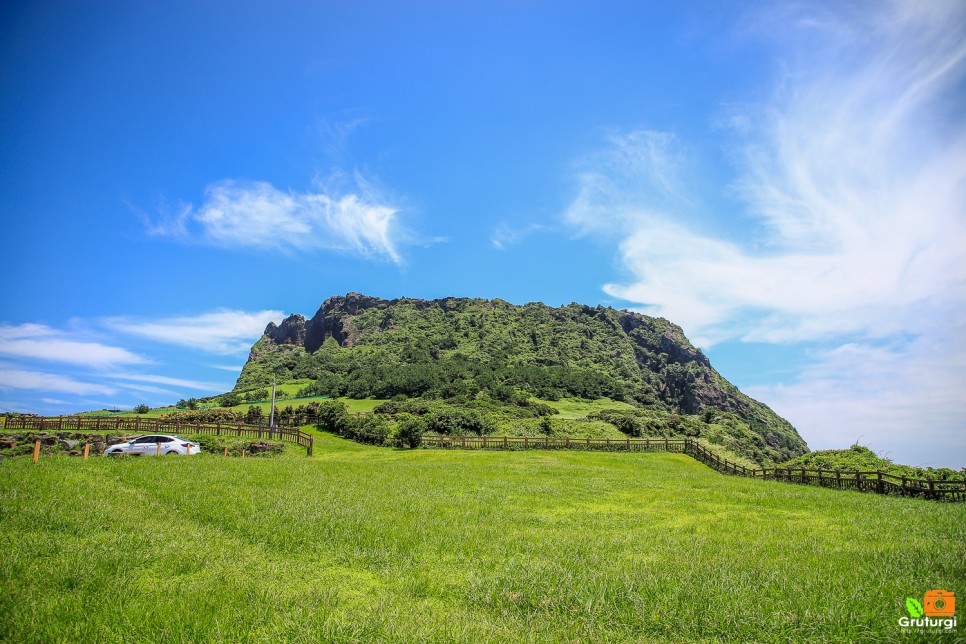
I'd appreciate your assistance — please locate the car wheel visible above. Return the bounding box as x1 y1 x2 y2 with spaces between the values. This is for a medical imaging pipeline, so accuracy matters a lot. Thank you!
166 451 179 455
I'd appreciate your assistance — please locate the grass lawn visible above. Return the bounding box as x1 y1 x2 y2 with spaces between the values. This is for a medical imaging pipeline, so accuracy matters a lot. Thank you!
542 396 638 419
1 433 963 642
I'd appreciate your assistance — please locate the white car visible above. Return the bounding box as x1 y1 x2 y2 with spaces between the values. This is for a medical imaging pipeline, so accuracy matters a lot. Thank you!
105 434 202 456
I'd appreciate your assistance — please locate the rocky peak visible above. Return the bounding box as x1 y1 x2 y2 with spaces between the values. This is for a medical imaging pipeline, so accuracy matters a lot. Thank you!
319 292 393 317
264 314 307 346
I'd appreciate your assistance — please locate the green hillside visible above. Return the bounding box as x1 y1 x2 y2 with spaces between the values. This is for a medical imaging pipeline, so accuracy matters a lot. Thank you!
784 444 965 482
2 437 962 642
233 294 807 464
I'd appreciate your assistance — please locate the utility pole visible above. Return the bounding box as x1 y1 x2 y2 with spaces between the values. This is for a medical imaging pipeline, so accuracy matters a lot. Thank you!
268 371 277 437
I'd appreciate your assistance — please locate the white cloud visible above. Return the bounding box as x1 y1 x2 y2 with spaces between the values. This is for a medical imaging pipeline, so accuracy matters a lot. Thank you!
109 372 226 392
0 324 147 368
149 175 405 264
491 222 553 250
0 365 117 396
113 382 179 396
106 309 283 354
746 319 966 469
564 1 966 465
208 364 245 373
568 2 966 348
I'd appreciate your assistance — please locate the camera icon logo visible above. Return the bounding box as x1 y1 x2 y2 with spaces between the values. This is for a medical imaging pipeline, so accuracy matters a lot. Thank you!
923 589 955 618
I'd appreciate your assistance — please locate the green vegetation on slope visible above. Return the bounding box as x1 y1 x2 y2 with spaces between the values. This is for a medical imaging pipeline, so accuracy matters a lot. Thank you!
1 440 963 642
233 294 808 463
783 444 965 481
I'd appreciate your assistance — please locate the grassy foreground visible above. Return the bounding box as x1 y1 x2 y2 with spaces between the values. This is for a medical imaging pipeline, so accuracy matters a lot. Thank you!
1 434 963 642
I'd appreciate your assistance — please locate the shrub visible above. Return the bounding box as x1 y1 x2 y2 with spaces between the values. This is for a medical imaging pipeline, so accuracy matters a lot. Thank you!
245 405 264 424
133 404 150 414
540 416 554 436
244 389 270 403
176 398 200 410
395 413 426 448
315 399 349 432
220 392 242 407
160 408 243 424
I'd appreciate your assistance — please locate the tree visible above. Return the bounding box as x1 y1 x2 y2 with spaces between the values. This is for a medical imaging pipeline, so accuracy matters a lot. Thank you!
540 415 554 436
220 392 242 407
395 413 425 448
316 400 348 433
133 404 150 414
245 405 264 424
244 389 270 402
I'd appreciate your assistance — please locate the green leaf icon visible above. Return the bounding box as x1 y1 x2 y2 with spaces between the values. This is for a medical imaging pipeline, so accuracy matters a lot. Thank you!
906 597 924 618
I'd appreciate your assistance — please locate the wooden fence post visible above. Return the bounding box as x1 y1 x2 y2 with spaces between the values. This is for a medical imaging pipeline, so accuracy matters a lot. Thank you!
32 440 41 463
83 443 90 461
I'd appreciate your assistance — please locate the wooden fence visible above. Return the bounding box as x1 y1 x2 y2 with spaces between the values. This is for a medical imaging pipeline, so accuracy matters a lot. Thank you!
1 415 313 456
420 435 966 501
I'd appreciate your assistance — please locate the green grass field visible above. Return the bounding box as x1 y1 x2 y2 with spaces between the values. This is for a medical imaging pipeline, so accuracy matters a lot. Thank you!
1 432 963 642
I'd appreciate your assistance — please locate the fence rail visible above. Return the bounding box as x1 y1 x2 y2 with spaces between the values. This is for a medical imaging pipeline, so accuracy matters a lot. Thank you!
420 435 965 501
1 415 313 456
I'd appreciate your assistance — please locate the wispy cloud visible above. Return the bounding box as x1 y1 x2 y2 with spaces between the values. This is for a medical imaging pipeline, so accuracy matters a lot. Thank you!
208 364 245 373
0 324 147 368
109 372 226 392
106 309 282 355
566 1 966 347
563 1 966 465
491 222 553 250
148 173 406 264
745 318 966 468
0 364 117 396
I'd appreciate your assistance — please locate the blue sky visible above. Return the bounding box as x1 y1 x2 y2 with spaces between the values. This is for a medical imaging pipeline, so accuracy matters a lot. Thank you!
1 1 964 468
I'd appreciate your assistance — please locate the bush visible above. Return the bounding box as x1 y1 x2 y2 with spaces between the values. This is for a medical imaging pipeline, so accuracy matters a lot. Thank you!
245 405 264 424
316 400 349 432
160 408 243 424
540 416 554 436
425 408 493 436
220 392 242 407
133 404 150 414
395 413 425 448
176 398 200 410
